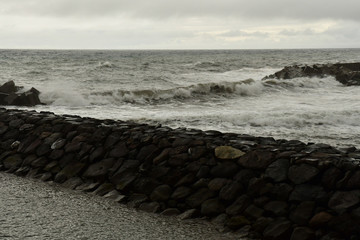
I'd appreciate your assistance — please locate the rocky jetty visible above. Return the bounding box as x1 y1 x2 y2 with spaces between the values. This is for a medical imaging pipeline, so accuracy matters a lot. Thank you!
0 81 43 106
263 63 360 86
0 109 360 239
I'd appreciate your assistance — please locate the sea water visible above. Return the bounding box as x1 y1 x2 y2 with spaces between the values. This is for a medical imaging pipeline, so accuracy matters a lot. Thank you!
1 48 360 148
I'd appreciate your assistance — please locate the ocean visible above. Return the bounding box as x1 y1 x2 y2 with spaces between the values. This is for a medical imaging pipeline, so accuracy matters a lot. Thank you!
1 48 360 148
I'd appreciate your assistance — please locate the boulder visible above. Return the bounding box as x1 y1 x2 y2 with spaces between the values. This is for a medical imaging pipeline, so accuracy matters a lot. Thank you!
0 81 43 106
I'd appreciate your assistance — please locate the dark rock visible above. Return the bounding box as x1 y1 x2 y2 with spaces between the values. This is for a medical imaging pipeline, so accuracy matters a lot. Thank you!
93 183 115 196
177 209 199 220
36 144 51 156
153 148 170 165
219 181 243 201
288 164 319 184
3 154 23 169
137 144 159 162
64 141 82 153
248 177 273 197
31 157 48 168
0 81 17 93
150 184 173 202
186 188 215 208
103 190 126 203
309 211 333 227
290 227 316 240
347 170 360 189
252 217 272 233
196 166 210 178
75 182 100 192
132 177 160 195
127 193 148 208
265 158 289 182
226 216 251 230
208 178 229 191
238 150 275 169
139 202 160 213
210 161 239 178
289 201 315 225
160 208 181 216
270 183 293 201
109 142 128 158
83 158 115 179
175 173 196 187
189 146 207 159
322 167 343 189
289 184 327 202
263 218 292 240
54 162 86 183
244 204 264 220
62 177 84 189
201 198 225 216
168 153 188 166
264 201 288 217
192 178 210 189
171 186 192 199
51 139 67 150
226 194 252 216
328 191 360 211
49 149 64 160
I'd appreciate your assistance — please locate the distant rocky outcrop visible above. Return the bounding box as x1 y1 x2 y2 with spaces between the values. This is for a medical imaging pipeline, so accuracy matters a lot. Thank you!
263 63 360 86
0 81 43 106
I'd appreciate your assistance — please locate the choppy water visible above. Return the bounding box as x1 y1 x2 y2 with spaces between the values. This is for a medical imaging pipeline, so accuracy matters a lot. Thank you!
0 172 243 240
1 49 360 148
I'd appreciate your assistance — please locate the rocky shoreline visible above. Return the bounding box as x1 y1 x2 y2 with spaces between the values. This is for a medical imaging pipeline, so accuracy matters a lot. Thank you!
0 108 360 239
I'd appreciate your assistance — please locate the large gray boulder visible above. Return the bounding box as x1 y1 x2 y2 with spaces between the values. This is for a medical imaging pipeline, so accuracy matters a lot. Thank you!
263 62 360 86
0 81 43 106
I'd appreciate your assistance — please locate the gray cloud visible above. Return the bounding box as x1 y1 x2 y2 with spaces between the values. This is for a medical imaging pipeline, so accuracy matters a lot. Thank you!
3 0 360 22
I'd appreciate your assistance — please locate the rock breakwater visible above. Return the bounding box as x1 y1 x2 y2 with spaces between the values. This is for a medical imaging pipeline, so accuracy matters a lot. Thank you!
263 62 360 86
0 108 360 239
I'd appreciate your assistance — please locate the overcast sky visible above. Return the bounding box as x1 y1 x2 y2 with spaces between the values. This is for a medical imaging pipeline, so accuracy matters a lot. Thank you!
1 0 359 49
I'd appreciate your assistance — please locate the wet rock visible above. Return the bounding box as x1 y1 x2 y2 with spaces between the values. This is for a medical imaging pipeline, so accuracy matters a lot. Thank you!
132 177 160 195
238 150 275 169
150 184 173 202
347 170 360 189
75 182 100 192
288 164 319 184
175 173 196 187
214 146 245 160
31 157 48 168
153 148 170 165
196 165 210 178
51 139 66 150
36 144 51 156
64 141 82 153
265 158 289 182
328 191 360 211
263 218 292 240
290 227 316 240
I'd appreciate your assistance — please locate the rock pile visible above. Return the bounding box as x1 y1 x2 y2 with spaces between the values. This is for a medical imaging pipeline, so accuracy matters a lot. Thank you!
263 63 360 86
0 81 43 106
0 108 360 239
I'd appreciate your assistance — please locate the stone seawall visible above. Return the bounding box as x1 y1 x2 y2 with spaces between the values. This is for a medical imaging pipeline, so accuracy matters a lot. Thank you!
0 108 360 240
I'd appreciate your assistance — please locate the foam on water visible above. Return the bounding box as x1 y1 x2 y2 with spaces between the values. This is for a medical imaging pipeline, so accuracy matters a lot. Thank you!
1 49 360 148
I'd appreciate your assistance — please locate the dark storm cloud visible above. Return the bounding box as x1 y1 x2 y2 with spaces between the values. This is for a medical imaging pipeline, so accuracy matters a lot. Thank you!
4 0 360 22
